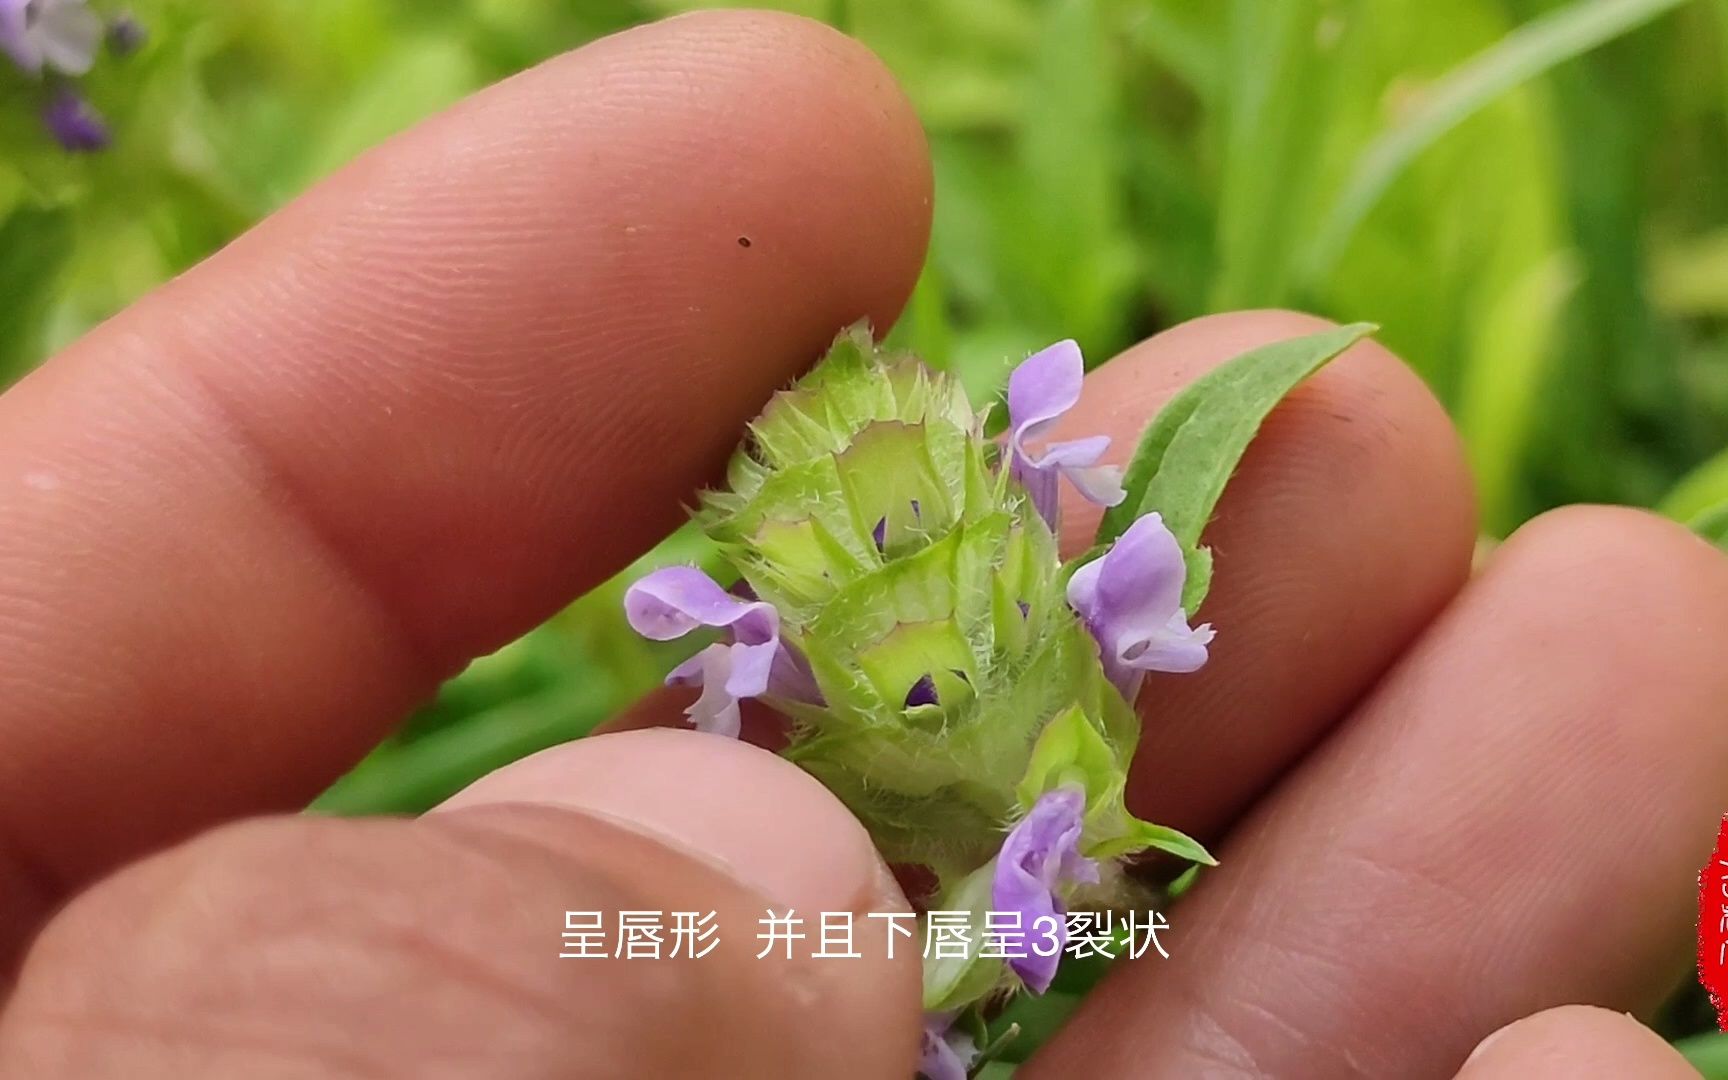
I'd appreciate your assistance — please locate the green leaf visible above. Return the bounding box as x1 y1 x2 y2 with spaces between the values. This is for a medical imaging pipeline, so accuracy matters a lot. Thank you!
1301 0 1689 284
1691 502 1728 552
1661 446 1728 524
0 207 74 382
920 862 1004 1011
1457 253 1579 537
1676 1029 1728 1079
1106 820 1216 867
1095 323 1377 609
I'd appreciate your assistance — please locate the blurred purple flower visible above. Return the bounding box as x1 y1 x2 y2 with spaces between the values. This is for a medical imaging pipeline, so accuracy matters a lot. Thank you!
991 786 1098 993
624 566 816 738
1066 511 1214 702
0 0 103 76
918 1013 975 1080
106 11 143 55
1006 340 1126 528
41 85 105 151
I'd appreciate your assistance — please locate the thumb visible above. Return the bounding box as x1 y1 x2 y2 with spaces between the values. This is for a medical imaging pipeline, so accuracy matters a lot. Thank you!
0 729 920 1078
1455 1006 1700 1079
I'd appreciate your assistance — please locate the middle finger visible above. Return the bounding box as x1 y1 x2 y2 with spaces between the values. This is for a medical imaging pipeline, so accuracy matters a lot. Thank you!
1034 505 1728 1078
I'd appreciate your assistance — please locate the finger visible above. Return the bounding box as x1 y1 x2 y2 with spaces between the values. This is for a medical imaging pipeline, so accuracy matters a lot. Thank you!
610 311 1478 840
0 730 919 1077
1061 311 1475 837
1454 1006 1699 1079
0 9 930 941
1031 507 1728 1078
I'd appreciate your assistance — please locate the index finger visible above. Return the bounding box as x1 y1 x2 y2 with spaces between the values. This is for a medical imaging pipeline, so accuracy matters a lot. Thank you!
0 10 930 959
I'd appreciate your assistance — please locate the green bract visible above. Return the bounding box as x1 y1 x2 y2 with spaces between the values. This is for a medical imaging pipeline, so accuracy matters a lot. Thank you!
701 325 1159 889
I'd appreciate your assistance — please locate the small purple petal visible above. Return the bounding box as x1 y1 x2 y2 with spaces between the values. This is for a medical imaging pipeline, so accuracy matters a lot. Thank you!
624 566 786 736
767 640 823 705
666 647 743 738
992 786 1098 993
30 0 101 75
107 12 144 55
1005 341 1125 527
904 673 939 708
0 0 32 72
1067 512 1214 701
624 566 768 641
1007 340 1085 441
918 1013 975 1080
42 88 107 151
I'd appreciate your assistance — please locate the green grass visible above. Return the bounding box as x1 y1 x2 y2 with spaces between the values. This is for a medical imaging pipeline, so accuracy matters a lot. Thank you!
5 0 1728 1064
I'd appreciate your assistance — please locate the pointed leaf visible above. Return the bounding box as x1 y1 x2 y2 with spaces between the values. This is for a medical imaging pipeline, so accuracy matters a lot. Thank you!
1691 502 1728 553
1096 323 1376 609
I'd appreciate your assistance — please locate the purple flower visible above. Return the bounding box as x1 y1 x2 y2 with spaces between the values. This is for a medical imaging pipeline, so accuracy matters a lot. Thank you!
991 786 1099 993
41 86 106 151
106 12 143 56
1066 511 1215 702
0 0 103 76
904 673 939 708
918 1013 976 1080
624 566 806 739
1007 340 1126 528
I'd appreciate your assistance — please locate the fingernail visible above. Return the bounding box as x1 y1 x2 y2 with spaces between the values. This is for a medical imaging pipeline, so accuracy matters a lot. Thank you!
433 727 900 916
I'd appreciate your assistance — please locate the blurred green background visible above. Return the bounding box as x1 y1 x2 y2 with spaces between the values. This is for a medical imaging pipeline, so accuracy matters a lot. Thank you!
6 0 1728 1065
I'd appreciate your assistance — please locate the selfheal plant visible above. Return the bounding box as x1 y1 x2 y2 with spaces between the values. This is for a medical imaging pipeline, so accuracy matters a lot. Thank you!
625 320 1374 1069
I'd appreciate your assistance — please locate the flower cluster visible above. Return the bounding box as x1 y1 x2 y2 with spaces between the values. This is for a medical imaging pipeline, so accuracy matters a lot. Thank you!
624 326 1217 1071
1 1 142 151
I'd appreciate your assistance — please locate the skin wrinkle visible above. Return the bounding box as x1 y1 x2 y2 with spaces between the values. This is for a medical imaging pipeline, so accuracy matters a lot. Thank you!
0 804 914 1077
0 9 933 958
156 346 450 685
1030 506 1728 1078
8 1009 390 1079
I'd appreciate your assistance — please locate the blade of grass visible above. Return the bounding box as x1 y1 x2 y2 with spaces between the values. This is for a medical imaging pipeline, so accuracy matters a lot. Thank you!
0 207 74 384
1677 1031 1728 1078
1458 252 1579 536
310 681 610 815
1692 501 1728 550
1660 446 1728 522
1210 0 1326 309
1301 0 1688 285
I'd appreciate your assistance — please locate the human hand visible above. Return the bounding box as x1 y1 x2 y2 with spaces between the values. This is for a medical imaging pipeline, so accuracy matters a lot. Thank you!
0 11 1719 1078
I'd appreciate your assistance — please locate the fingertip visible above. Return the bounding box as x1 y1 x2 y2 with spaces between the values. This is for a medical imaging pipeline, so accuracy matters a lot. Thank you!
438 729 903 918
1498 503 1728 598
1456 1006 1698 1078
578 6 935 330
